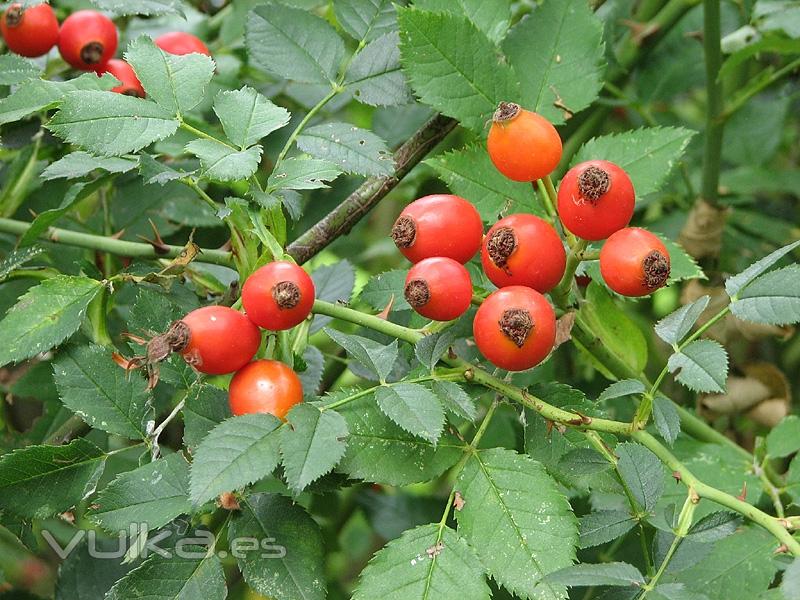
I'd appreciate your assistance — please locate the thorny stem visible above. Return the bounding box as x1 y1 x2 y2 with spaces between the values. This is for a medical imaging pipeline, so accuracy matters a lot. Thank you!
700 0 724 206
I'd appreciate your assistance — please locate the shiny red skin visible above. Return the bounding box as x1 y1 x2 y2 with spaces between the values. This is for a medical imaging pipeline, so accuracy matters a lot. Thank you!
392 194 483 264
242 261 315 331
155 31 210 56
487 108 562 182
0 3 59 58
481 214 566 293
473 286 556 371
179 306 261 375
600 227 670 297
104 59 145 97
58 10 117 71
557 160 635 241
405 257 472 321
228 360 303 420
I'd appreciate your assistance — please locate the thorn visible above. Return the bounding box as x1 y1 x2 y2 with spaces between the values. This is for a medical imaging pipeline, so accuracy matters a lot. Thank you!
672 471 682 483
376 295 395 320
690 488 700 504
736 482 747 501
774 544 788 554
545 420 554 436
137 219 170 254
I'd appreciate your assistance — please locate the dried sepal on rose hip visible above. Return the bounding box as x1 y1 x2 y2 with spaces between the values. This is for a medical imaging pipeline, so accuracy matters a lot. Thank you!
404 257 472 322
241 261 316 330
557 160 635 241
58 10 118 71
481 214 566 293
0 3 59 58
487 102 562 182
228 359 303 420
391 194 483 264
599 227 671 297
473 286 556 371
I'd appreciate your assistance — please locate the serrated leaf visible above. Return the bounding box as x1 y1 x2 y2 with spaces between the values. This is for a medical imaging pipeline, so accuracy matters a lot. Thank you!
426 144 540 221
185 139 262 182
189 414 282 507
660 236 706 284
579 511 637 549
656 296 710 345
0 54 40 85
90 0 187 17
557 448 613 477
653 396 680 446
0 247 45 282
337 394 462 485
213 86 290 149
297 122 393 176
375 383 444 443
48 91 179 156
598 379 646 402
731 265 800 325
455 448 578 599
182 385 231 451
503 0 604 124
345 31 413 106
247 3 345 84
616 442 664 512
668 339 728 393
414 330 457 371
88 453 191 532
686 512 741 543
310 261 356 333
431 380 478 421
781 559 800 600
56 539 134 600
397 7 519 132
360 269 411 311
766 415 800 458
335 0 398 42
267 157 341 191
352 523 490 600
280 404 348 492
42 151 138 181
573 127 696 198
0 439 106 519
53 344 154 440
0 276 103 367
105 552 226 600
325 328 399 382
230 493 325 600
138 153 191 185
125 36 214 116
546 562 644 587
725 240 800 297
416 0 510 43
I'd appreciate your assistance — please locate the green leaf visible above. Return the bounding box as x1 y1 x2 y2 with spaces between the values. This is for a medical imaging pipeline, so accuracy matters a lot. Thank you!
230 493 326 600
503 0 604 124
414 330 457 371
766 415 800 458
360 269 411 311
280 404 349 492
686 512 741 543
352 523 491 600
0 276 103 367
651 584 710 600
616 442 664 512
53 344 154 440
546 562 644 587
0 55 41 85
655 296 710 346
754 2 800 38
397 7 519 132
782 559 800 600
425 144 540 221
455 448 578 599
668 339 728 393
573 127 696 198
89 0 187 17
0 439 106 519
125 36 215 116
324 328 399 382
105 553 226 600
310 261 357 333
0 247 45 283
138 153 191 185
335 0 398 42
653 396 680 446
213 86 290 149
183 385 232 451
598 379 646 402
345 31 413 106
48 91 179 156
415 0 510 44
337 394 462 485
87 453 191 532
185 139 262 182
247 3 345 84
375 383 445 443
189 414 282 507
55 538 134 600
731 265 800 325
267 157 342 191
658 236 705 284
297 122 394 176
558 448 613 477
432 380 478 421
725 240 800 297
41 151 138 181
579 510 637 549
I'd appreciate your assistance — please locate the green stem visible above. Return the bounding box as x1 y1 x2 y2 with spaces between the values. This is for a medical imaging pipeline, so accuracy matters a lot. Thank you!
312 299 423 345
722 57 800 120
275 88 339 168
700 0 724 206
640 494 697 596
182 178 221 213
180 122 237 150
551 239 588 307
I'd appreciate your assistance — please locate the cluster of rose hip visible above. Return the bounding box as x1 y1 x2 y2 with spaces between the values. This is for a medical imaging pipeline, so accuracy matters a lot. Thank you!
392 102 671 372
1 3 210 97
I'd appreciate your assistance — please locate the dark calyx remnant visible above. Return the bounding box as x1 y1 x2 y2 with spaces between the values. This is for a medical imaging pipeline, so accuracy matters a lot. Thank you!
6 5 23 26
577 165 610 201
499 308 533 348
404 279 430 308
643 251 670 289
391 216 416 248
493 101 521 122
163 320 191 355
81 41 105 65
487 227 517 270
272 281 301 310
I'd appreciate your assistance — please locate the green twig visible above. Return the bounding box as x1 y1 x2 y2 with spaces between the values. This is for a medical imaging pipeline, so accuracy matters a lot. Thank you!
700 0 724 206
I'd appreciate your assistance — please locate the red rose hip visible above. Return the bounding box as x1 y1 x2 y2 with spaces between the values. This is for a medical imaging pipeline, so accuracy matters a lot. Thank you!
155 31 211 56
404 257 472 321
229 359 303 420
104 59 145 97
58 10 118 71
0 3 59 58
242 261 315 330
600 227 671 297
